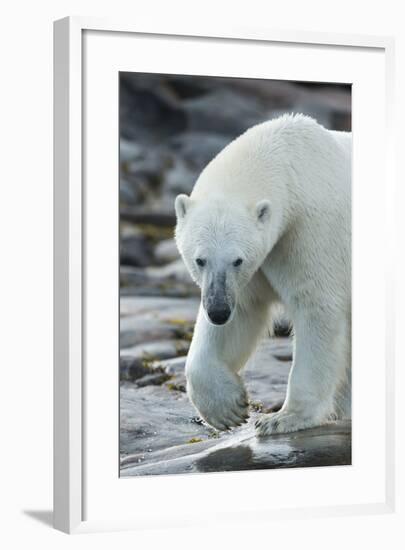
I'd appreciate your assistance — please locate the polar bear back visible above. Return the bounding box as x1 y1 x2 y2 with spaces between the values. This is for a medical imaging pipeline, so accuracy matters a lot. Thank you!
191 114 351 215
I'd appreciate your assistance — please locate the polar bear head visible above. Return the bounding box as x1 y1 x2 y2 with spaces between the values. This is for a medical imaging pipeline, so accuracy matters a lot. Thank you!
175 194 271 326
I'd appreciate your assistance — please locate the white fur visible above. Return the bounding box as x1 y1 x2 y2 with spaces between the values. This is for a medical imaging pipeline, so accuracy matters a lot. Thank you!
175 114 351 434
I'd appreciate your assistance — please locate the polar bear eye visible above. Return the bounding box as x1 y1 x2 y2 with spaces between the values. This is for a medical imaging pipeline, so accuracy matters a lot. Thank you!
195 258 206 267
233 258 243 267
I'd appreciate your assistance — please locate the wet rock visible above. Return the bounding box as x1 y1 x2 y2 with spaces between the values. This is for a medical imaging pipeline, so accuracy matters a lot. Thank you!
120 337 292 470
195 422 351 473
120 309 351 477
120 382 214 460
121 417 351 476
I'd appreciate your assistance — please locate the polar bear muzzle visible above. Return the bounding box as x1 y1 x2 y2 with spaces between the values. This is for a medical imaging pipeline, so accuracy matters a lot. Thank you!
202 272 234 326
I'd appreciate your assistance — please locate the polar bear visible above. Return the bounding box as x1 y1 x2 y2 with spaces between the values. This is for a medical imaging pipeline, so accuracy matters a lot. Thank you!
174 114 351 435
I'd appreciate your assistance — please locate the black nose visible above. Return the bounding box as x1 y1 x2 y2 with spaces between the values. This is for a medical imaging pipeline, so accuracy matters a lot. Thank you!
207 307 231 325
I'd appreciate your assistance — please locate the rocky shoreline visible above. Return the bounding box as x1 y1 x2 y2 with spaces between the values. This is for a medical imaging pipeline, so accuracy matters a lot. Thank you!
119 299 351 475
119 74 351 476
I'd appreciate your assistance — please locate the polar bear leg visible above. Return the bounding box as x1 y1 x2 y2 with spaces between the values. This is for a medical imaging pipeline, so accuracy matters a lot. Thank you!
336 373 351 419
333 312 352 419
256 309 349 436
186 280 272 430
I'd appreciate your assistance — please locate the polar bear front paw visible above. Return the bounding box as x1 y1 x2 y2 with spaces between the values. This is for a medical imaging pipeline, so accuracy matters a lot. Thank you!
255 409 324 436
187 368 249 431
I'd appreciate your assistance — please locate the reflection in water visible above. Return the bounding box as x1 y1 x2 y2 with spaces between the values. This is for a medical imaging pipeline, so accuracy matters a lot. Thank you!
197 445 254 472
196 429 351 473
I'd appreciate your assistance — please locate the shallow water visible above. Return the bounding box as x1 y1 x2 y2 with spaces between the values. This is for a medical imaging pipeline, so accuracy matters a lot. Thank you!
119 318 351 477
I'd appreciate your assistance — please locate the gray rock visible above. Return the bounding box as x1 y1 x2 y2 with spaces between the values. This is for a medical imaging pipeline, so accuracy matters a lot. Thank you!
120 315 194 349
120 356 154 381
168 132 230 172
120 321 176 349
154 239 180 264
120 295 200 319
120 339 190 361
136 372 171 387
164 378 187 393
184 88 266 137
120 333 350 476
120 261 199 298
120 207 176 228
164 157 197 195
225 79 301 109
158 74 215 100
119 139 143 163
118 74 352 476
120 337 283 466
120 235 154 267
147 259 194 284
120 354 180 382
119 222 145 239
120 381 212 460
125 147 171 188
120 74 187 142
244 339 291 409
120 296 198 342
153 356 186 376
120 178 140 205
121 421 351 476
120 285 197 298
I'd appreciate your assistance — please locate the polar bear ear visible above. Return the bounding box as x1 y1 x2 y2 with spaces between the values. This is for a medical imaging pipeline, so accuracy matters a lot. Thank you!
175 194 191 220
256 200 271 224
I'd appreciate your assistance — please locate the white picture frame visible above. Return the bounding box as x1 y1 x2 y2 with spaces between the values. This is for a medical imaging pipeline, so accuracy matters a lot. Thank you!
54 16 397 534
